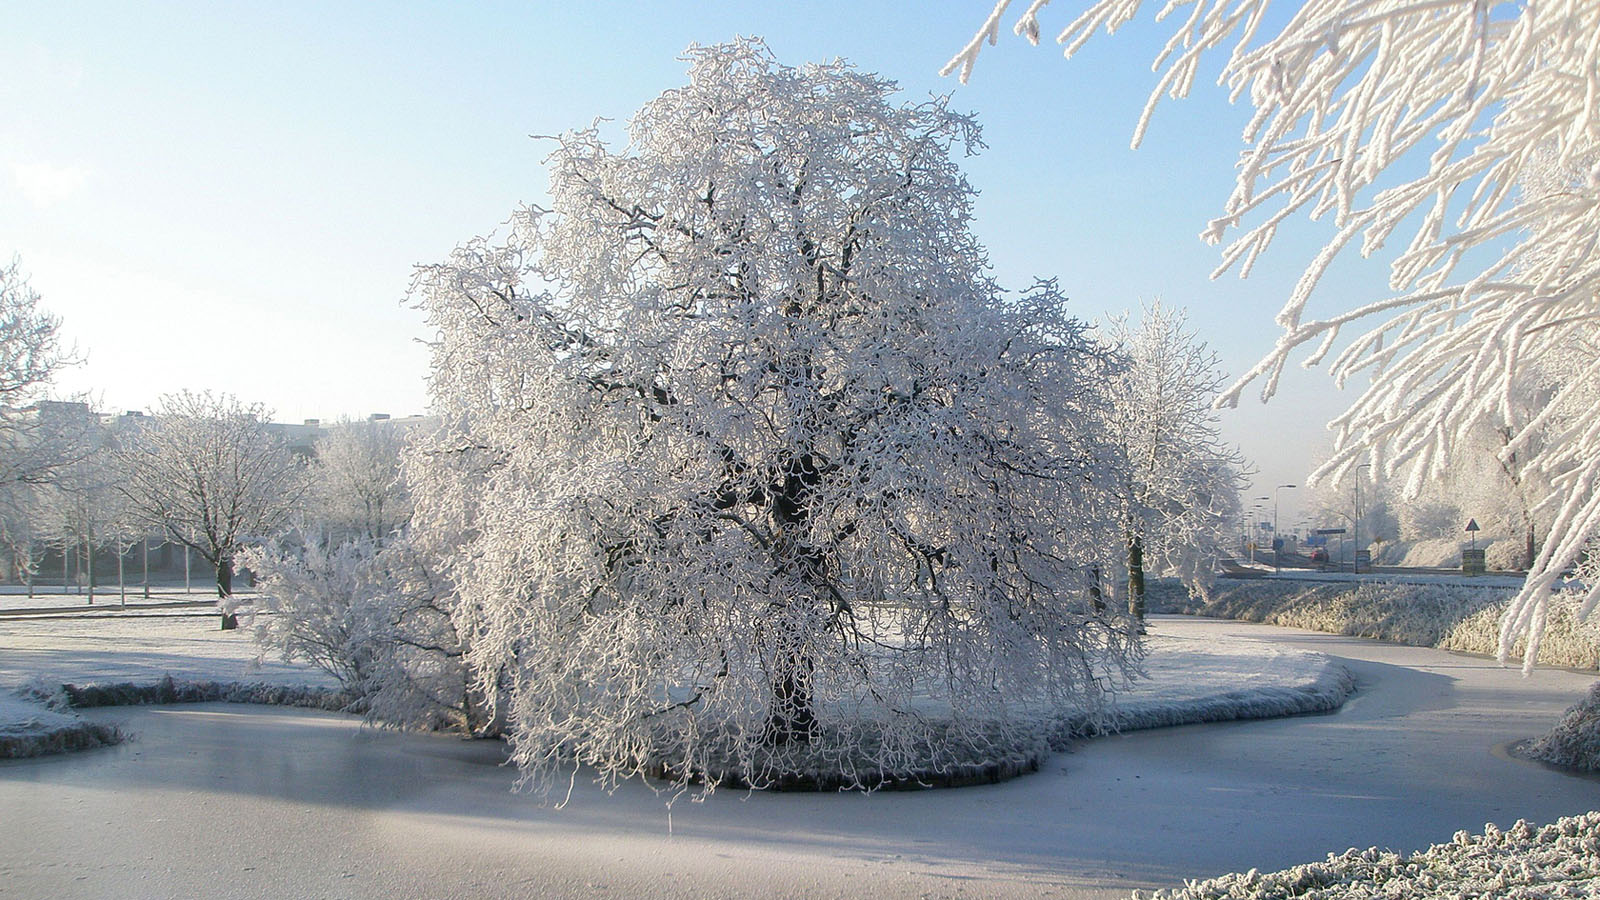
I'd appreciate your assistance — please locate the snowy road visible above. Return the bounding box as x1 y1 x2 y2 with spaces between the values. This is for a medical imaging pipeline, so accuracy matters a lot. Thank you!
1 615 1596 900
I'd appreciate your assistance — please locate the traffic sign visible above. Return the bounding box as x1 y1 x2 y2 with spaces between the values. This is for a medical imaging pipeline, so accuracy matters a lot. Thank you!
1465 519 1480 532
1315 528 1347 535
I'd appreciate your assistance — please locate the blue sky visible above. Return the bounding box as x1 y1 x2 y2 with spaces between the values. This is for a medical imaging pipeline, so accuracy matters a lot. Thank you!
1 1 1411 525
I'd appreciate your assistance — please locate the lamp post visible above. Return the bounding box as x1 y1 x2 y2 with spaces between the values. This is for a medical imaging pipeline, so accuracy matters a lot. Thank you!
1353 463 1372 574
1274 484 1297 573
1250 497 1270 564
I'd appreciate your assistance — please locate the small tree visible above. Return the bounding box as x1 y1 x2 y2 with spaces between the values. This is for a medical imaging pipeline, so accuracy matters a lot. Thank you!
116 391 308 626
0 481 44 596
310 418 414 544
1103 302 1245 615
35 425 128 605
410 40 1133 793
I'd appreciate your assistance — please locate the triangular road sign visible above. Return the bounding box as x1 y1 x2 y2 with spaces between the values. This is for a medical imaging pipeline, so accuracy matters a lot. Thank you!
1465 519 1480 532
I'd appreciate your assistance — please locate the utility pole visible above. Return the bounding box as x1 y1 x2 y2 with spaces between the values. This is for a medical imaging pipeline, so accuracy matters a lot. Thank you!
1354 463 1371 573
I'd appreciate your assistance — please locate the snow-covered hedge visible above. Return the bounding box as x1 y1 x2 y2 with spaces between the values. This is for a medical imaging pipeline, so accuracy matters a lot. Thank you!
33 673 358 712
1526 682 1600 772
1132 813 1600 899
1149 579 1600 670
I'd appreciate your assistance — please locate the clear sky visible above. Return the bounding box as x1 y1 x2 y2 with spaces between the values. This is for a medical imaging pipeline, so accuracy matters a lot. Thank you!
2 1 1412 526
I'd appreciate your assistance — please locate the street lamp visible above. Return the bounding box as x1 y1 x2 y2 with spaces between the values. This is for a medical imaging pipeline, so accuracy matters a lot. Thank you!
1353 463 1372 573
1274 484 1297 573
1250 497 1270 564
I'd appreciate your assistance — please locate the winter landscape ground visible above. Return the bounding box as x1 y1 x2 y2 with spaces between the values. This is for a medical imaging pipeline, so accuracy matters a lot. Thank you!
2 608 1596 899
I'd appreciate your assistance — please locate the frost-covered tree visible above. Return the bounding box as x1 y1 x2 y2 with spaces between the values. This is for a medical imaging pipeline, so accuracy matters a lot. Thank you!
1104 302 1245 614
116 391 308 624
35 422 130 605
948 0 1600 669
0 481 45 595
311 419 414 543
410 39 1134 793
0 260 91 489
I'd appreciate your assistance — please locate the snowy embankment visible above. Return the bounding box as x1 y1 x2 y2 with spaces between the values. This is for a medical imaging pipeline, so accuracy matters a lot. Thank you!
0 611 344 759
1135 813 1600 900
0 692 123 758
1152 576 1600 670
1062 631 1353 741
1 613 1352 772
1527 681 1600 771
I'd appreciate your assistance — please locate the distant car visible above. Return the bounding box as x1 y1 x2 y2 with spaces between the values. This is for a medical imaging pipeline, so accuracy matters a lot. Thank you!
1310 548 1329 565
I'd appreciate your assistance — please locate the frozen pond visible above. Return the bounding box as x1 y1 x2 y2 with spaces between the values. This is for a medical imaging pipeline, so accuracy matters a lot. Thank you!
2 616 1596 899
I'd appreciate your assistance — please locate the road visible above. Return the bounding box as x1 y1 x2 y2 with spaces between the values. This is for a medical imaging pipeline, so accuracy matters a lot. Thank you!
1 616 1596 899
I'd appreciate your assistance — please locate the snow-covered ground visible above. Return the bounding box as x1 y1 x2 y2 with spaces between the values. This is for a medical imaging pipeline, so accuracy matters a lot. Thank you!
0 610 337 690
0 586 257 613
2 615 1596 898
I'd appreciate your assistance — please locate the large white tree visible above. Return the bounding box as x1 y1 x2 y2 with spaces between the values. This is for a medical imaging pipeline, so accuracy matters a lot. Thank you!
948 0 1600 669
410 39 1135 793
116 391 308 624
1104 301 1246 615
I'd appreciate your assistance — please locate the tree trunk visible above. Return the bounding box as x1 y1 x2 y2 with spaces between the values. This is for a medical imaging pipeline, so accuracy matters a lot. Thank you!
760 453 825 746
1127 532 1146 622
763 649 817 746
217 553 237 630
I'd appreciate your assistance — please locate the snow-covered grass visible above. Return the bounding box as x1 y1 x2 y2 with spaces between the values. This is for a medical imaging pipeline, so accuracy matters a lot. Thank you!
0 610 340 689
1133 813 1600 899
1152 577 1600 670
1526 682 1600 772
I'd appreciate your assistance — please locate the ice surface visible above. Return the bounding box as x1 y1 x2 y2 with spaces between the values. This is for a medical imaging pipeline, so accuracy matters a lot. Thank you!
2 616 1594 898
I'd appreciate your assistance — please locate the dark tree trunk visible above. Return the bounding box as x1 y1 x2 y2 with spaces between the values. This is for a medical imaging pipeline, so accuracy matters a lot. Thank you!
763 650 817 746
1127 532 1146 621
761 452 825 746
217 553 237 630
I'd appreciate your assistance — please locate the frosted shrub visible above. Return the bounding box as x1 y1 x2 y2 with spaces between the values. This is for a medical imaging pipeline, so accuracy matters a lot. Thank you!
1132 812 1600 899
1527 682 1600 771
409 39 1136 795
245 534 483 733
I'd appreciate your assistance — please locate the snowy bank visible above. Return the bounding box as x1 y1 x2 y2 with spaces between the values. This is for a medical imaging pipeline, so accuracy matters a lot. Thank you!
651 627 1354 790
1151 577 1600 670
0 613 1352 780
0 693 122 759
1133 813 1600 899
1526 681 1600 772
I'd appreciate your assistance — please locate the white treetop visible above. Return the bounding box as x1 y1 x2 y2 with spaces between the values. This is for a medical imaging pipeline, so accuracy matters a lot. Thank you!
312 419 414 543
948 0 1600 669
410 39 1135 793
0 259 90 489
